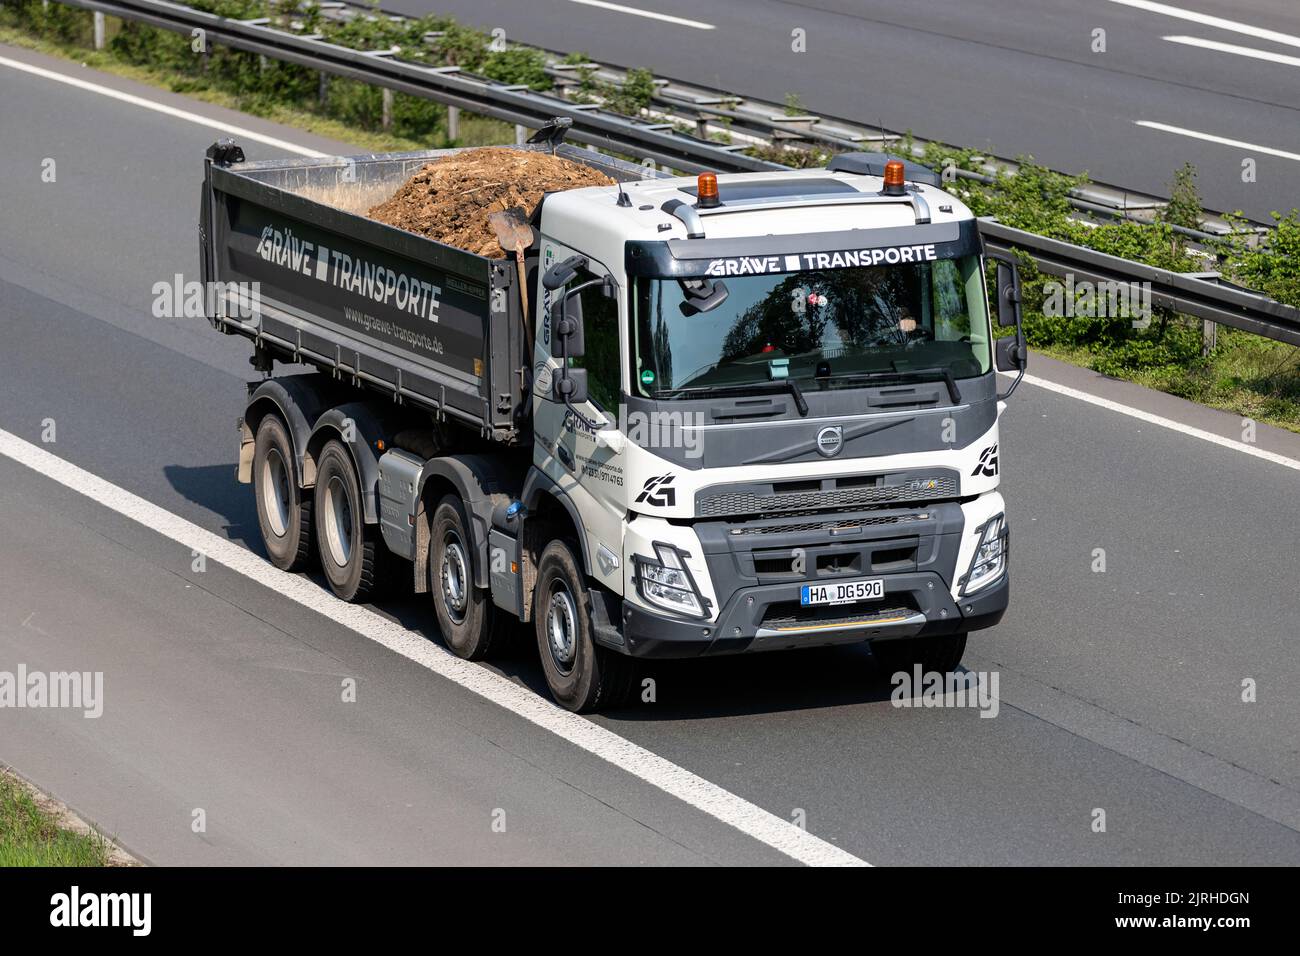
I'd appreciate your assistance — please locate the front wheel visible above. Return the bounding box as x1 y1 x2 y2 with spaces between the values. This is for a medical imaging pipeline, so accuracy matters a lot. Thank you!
534 540 633 713
430 494 506 660
873 633 967 676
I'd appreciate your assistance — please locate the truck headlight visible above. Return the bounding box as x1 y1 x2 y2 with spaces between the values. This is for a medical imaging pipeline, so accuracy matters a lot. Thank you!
960 514 1008 596
635 543 707 618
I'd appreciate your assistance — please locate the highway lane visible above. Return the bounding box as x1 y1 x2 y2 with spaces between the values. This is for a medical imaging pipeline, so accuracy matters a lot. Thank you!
0 455 799 865
3 44 1300 864
398 0 1300 221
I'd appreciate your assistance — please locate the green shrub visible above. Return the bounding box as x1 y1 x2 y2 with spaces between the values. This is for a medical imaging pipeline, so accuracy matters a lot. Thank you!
1224 211 1300 308
483 46 552 91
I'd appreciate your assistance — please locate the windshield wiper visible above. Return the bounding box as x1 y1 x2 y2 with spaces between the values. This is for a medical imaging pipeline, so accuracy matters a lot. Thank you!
654 379 809 416
816 366 961 404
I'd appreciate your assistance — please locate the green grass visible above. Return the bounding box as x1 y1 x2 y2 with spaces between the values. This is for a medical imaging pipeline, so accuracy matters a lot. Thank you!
0 771 113 867
1035 327 1300 433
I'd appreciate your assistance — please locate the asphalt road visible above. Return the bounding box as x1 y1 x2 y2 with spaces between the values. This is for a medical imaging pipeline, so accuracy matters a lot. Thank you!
394 0 1300 221
2 42 1300 865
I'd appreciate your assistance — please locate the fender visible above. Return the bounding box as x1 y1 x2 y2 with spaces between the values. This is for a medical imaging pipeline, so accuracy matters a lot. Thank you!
413 454 519 593
238 374 339 485
521 465 592 577
307 402 394 524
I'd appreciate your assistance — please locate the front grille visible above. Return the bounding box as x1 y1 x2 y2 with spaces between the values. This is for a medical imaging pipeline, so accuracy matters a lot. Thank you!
697 476 957 518
760 602 917 631
729 512 930 536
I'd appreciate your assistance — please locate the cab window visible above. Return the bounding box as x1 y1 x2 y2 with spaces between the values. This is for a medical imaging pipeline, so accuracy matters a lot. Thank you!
567 269 620 411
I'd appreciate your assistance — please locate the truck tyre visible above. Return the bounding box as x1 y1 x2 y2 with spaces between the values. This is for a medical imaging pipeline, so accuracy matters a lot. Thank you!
430 494 505 660
253 415 313 572
534 539 633 713
314 440 381 602
874 633 967 676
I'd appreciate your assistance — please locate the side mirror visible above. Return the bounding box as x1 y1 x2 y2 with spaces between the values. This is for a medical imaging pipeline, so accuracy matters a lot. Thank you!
552 367 588 405
550 293 585 359
995 333 1027 372
996 261 1022 328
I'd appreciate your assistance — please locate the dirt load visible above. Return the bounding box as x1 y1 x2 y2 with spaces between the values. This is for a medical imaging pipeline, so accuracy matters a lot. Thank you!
367 147 615 258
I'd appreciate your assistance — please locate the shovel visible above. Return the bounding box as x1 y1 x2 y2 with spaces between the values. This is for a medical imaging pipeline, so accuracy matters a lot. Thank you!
488 206 535 356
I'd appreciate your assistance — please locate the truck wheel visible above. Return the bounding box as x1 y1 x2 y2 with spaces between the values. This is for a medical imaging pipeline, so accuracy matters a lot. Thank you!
430 494 505 660
313 440 381 602
874 633 968 676
253 415 313 571
534 540 633 713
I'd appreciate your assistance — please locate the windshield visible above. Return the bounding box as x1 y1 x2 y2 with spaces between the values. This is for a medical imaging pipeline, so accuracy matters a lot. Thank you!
631 256 991 398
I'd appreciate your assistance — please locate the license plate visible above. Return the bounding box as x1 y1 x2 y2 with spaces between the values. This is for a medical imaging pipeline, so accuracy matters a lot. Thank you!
800 578 885 607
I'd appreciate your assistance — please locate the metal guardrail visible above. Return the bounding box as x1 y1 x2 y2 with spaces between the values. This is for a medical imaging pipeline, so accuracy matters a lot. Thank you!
58 0 786 173
52 0 1300 348
981 221 1300 347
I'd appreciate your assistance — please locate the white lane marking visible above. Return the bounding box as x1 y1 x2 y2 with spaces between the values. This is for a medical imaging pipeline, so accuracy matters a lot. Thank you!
0 54 326 157
1019 374 1300 472
1108 0 1300 50
1163 34 1300 68
1133 120 1300 162
0 427 866 868
564 0 715 30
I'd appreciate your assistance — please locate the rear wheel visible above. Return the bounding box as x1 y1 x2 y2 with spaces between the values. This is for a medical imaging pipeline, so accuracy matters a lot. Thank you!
313 440 381 602
430 494 506 660
534 540 633 713
874 633 967 676
253 415 312 571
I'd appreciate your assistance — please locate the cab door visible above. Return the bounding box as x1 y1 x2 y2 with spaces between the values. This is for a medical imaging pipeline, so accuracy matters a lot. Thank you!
533 242 628 593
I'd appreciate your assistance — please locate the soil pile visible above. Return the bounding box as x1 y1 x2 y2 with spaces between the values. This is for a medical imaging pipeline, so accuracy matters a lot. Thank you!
367 147 615 257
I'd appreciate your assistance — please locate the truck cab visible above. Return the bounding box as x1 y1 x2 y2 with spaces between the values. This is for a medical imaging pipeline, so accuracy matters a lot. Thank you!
525 158 1025 705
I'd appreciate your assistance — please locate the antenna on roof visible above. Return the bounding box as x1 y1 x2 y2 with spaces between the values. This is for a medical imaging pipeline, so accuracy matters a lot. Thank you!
593 128 636 207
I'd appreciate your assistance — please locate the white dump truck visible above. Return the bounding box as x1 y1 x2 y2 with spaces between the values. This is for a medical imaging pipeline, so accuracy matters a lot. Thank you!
200 121 1027 711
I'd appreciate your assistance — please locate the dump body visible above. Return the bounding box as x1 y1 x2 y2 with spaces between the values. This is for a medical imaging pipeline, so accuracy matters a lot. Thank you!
199 141 635 444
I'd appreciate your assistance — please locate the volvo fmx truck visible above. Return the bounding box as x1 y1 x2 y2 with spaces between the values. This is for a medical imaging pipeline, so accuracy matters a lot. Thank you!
200 122 1027 711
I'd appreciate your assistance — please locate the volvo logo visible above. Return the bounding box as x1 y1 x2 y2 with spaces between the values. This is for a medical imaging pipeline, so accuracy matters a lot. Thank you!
816 425 844 458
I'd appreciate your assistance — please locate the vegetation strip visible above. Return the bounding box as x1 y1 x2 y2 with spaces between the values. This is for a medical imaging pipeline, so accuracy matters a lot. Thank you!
0 767 136 866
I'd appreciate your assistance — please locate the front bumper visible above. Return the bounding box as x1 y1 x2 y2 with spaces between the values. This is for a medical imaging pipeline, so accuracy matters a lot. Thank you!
619 568 1008 659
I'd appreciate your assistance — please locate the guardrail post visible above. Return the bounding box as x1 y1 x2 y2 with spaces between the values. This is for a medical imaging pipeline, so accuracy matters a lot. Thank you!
446 105 459 142
515 124 527 145
318 72 328 107
1202 319 1217 356
382 88 393 130
93 11 105 50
